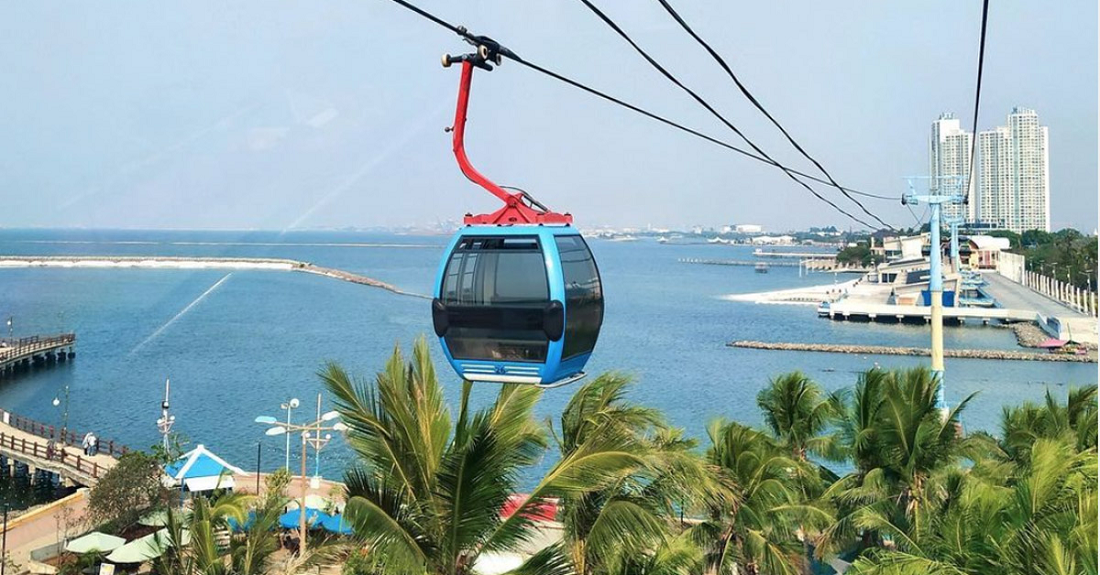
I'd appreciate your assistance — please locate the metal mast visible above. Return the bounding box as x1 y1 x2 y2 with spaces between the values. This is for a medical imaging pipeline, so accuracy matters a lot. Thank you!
903 176 964 412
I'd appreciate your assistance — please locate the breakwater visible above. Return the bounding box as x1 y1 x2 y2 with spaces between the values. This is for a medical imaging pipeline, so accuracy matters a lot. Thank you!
0 256 428 299
728 340 1097 363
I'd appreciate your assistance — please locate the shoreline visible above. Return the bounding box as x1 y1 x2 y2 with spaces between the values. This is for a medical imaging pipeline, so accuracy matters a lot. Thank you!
0 256 427 299
721 279 859 305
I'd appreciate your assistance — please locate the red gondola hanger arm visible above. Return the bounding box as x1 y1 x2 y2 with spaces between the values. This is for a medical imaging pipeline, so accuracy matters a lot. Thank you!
443 48 572 226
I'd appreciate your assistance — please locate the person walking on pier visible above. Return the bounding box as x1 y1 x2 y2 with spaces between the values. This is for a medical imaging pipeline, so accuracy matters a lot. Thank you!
81 432 97 456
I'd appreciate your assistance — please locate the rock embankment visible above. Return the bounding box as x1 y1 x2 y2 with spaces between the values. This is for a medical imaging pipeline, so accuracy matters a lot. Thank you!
728 340 1097 363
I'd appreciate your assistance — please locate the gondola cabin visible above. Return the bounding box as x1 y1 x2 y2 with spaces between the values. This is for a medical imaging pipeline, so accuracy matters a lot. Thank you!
431 43 605 387
432 226 603 387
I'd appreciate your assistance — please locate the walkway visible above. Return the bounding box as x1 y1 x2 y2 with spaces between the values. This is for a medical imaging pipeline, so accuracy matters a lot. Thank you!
0 334 75 376
0 429 116 486
982 272 1097 345
981 272 1087 318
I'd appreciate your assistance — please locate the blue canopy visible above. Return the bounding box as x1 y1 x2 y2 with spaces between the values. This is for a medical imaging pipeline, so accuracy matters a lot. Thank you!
226 511 257 533
278 508 329 530
164 445 246 492
320 513 354 535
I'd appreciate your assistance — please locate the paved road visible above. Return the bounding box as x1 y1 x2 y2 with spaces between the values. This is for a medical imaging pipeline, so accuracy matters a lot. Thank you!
981 272 1086 318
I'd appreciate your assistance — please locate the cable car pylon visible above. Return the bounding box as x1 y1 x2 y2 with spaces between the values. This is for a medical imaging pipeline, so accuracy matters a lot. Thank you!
902 175 964 415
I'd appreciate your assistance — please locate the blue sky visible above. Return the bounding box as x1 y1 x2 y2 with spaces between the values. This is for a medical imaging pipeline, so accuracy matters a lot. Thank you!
1 1 1095 232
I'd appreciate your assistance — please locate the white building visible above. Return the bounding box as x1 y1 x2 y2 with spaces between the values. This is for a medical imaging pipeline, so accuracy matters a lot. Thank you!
734 224 763 234
978 108 1050 233
929 113 974 221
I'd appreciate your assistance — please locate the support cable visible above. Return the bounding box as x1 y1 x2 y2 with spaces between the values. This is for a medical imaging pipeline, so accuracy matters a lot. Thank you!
575 0 893 230
653 0 894 205
962 0 990 206
383 0 897 228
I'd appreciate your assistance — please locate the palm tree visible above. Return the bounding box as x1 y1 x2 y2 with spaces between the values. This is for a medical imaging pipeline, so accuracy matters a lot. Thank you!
513 373 709 575
322 338 646 575
756 372 844 574
1001 385 1098 461
152 489 336 575
692 420 830 575
846 436 1098 575
819 368 976 555
756 371 842 463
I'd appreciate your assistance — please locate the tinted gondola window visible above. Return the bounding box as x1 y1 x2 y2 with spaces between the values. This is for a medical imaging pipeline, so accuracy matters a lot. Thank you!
556 235 603 358
441 236 550 362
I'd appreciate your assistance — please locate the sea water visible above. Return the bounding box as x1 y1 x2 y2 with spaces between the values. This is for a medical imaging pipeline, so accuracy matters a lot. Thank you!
0 229 1094 478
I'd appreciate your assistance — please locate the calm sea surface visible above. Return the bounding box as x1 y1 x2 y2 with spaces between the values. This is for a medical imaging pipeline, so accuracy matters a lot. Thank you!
0 229 1095 479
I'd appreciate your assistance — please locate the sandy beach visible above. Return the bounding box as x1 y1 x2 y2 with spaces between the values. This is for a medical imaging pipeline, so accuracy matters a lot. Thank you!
721 279 859 305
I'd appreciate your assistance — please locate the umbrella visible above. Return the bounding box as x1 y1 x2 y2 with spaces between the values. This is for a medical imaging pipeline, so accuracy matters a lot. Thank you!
1037 338 1067 349
319 513 354 535
139 508 190 527
285 495 330 511
226 511 257 533
65 532 126 554
138 509 169 527
106 529 190 564
278 508 329 530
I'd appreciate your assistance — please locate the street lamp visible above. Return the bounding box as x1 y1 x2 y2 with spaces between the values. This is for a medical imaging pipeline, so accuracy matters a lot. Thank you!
52 384 69 444
310 394 341 481
259 397 346 556
255 397 299 470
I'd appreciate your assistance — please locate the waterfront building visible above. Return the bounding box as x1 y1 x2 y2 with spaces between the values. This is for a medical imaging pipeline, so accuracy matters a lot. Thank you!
929 113 975 221
977 108 1050 233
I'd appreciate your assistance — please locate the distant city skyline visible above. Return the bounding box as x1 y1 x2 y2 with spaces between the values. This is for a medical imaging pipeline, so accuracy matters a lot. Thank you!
930 107 1053 233
979 108 1051 233
1 2 1095 232
929 113 975 222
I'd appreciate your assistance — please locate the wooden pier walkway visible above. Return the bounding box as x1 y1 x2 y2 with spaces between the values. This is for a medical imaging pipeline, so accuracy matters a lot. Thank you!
0 334 75 377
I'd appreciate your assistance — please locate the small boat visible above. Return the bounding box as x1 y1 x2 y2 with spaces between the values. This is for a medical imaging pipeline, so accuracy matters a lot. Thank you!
754 262 769 273
817 301 831 317
656 236 668 244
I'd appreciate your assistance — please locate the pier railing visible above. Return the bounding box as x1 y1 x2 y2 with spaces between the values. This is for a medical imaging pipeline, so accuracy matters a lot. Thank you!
0 410 127 458
0 333 75 363
0 431 102 479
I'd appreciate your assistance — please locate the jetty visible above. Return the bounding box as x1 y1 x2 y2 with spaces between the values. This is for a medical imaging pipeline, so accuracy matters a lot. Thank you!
752 250 837 259
0 334 75 378
680 258 868 273
728 340 1096 363
820 301 1036 324
0 256 428 299
0 409 123 487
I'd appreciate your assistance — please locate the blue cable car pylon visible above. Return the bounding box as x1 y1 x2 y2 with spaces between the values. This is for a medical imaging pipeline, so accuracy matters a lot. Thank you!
902 176 964 413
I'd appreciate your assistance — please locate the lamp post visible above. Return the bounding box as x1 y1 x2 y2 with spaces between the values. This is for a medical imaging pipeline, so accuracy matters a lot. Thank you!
255 398 300 470
156 378 175 453
260 401 346 556
52 384 69 444
310 394 335 480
